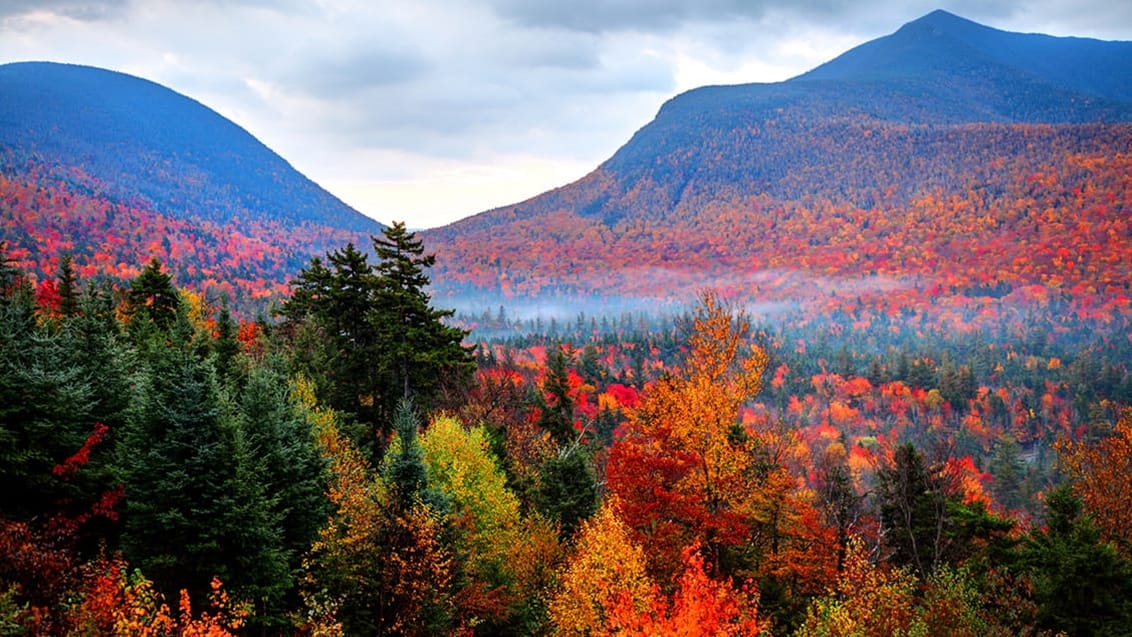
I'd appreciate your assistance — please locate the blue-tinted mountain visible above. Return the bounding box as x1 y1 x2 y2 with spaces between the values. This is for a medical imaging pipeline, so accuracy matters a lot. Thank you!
0 61 380 234
422 11 1132 302
588 10 1132 217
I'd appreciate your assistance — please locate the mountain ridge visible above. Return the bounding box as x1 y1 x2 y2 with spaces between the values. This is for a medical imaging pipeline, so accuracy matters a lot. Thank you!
421 10 1132 322
0 61 381 234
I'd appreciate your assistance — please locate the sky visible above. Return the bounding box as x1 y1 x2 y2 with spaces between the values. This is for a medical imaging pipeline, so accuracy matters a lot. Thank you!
2 1 1131 229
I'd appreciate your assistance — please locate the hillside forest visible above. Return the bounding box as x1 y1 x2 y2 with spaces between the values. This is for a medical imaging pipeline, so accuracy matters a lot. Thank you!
3 213 1132 636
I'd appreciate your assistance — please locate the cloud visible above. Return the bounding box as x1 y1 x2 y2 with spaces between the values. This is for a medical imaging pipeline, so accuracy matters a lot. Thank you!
486 0 845 34
0 0 129 21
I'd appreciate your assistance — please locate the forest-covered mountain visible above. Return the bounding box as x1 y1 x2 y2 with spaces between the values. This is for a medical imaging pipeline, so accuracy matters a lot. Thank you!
0 62 381 309
422 10 1132 325
0 61 377 232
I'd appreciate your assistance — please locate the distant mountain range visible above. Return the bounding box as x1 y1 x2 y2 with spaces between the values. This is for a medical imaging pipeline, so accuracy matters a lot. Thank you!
421 10 1132 321
2 11 1131 324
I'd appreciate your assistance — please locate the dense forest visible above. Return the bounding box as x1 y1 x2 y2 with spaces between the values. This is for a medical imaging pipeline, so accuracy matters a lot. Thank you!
3 221 1131 636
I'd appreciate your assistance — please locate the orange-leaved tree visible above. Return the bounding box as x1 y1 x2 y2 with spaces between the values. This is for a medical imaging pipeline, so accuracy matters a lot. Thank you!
604 544 767 636
607 290 783 580
1057 406 1132 558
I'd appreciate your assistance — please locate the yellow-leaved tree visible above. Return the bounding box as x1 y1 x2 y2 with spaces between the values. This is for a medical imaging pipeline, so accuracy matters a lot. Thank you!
548 498 653 635
418 416 522 627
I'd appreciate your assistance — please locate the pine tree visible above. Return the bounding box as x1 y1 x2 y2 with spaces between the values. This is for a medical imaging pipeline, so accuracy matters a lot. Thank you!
1019 484 1132 635
372 222 474 422
56 253 80 318
126 257 179 332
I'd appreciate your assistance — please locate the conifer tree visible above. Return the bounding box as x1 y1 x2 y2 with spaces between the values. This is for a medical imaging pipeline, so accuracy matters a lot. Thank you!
126 257 179 332
1019 484 1132 635
372 222 474 421
119 306 288 612
56 253 79 318
280 224 473 447
0 273 98 521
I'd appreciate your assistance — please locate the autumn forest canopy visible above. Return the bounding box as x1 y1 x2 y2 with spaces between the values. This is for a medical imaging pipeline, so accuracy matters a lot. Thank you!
4 8 1132 637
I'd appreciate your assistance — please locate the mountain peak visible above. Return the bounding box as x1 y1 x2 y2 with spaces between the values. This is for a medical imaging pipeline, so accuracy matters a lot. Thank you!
792 10 1132 104
908 8 984 30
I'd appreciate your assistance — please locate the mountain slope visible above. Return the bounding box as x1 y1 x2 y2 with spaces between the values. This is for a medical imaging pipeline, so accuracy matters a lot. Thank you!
0 61 379 234
422 11 1132 328
0 62 381 313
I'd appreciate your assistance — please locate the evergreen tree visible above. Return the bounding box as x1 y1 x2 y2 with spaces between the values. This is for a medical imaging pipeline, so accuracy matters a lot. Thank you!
233 363 331 626
56 252 79 318
0 276 99 521
213 298 241 385
876 442 949 577
377 399 455 633
279 224 474 447
0 241 18 291
120 307 288 610
372 222 474 421
126 257 179 332
538 346 576 446
1018 484 1132 635
535 447 598 539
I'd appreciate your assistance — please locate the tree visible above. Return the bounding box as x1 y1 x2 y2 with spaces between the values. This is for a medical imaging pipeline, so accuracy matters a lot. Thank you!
876 443 950 577
297 378 385 636
548 499 653 635
604 545 766 637
378 399 455 634
280 244 383 434
538 346 577 446
372 221 475 420
0 272 106 524
1058 407 1132 557
126 258 179 332
279 225 474 448
534 446 598 540
606 290 775 581
230 364 330 627
119 307 288 611
56 253 79 318
1017 484 1132 635
418 416 522 629
213 299 241 385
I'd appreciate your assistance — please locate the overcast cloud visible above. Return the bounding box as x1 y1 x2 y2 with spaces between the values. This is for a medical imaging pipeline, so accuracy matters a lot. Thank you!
2 0 1130 228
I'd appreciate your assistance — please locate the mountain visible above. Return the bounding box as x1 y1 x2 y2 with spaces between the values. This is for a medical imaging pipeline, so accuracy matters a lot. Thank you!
0 61 379 233
422 10 1132 328
0 62 381 312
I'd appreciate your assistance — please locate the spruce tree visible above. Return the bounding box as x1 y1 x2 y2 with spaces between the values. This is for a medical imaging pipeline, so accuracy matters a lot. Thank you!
876 442 949 577
56 253 79 318
126 257 179 332
1019 484 1132 635
0 275 98 521
120 306 288 609
372 222 474 422
279 224 474 448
